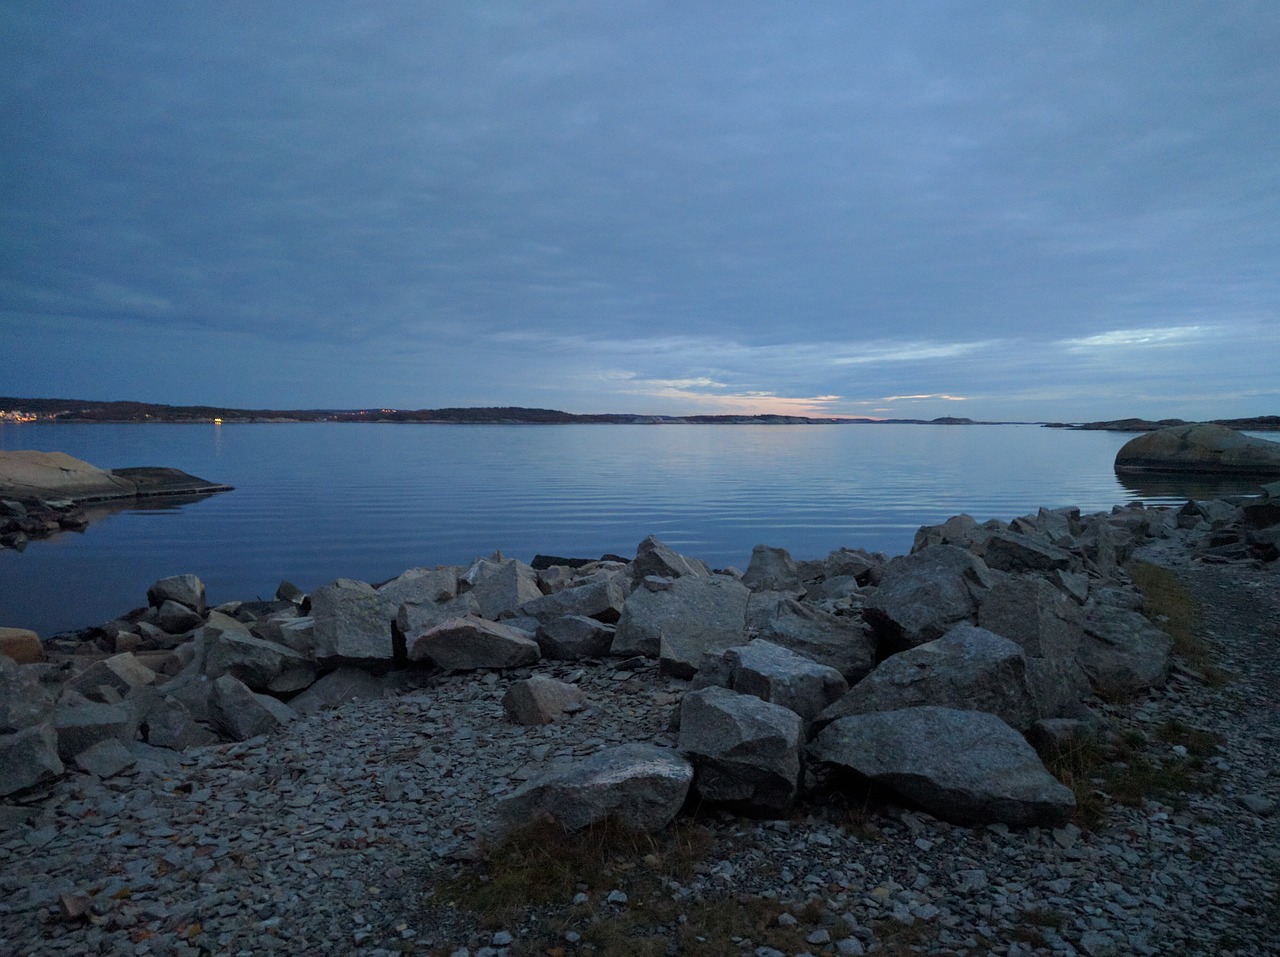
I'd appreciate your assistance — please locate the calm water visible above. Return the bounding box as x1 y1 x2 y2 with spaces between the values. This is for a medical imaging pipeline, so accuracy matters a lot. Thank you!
0 422 1266 636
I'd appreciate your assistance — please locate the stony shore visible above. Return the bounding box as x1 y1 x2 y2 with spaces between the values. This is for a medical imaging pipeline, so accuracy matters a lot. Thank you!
2 496 1278 956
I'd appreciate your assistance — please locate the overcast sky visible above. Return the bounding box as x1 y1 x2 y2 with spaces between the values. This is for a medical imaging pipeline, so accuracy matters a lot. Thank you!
2 2 1277 421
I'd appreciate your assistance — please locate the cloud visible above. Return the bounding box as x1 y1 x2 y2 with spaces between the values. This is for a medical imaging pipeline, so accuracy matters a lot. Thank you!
1056 325 1210 352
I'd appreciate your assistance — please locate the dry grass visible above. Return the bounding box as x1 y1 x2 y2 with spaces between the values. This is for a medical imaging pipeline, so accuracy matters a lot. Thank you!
1126 559 1229 685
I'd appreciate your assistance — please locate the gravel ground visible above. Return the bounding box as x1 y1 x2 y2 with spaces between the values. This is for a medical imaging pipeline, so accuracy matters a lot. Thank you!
1 535 1277 956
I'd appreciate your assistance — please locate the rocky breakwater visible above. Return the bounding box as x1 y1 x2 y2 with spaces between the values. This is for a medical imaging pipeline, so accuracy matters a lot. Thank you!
0 450 233 550
1 485 1278 955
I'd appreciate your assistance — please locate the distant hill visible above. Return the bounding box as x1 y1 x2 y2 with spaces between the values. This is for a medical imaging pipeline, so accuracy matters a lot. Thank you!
0 397 998 426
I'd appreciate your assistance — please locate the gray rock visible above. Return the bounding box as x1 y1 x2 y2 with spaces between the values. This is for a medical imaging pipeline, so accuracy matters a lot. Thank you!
977 575 1089 718
52 701 134 760
612 574 748 672
376 565 459 606
73 738 137 778
810 706 1075 827
138 695 216 751
757 599 876 682
209 674 297 741
677 686 803 815
629 535 711 585
288 667 386 715
982 532 1077 574
502 675 587 725
66 653 158 702
310 578 398 661
535 615 616 660
408 616 540 670
1115 423 1280 475
463 558 543 620
396 591 482 640
1079 603 1172 696
864 545 992 651
203 622 317 693
0 661 59 731
0 724 64 797
520 571 627 624
818 624 1037 732
147 574 207 615
497 742 693 834
695 639 847 726
911 514 997 553
824 547 882 584
740 545 802 593
156 599 205 634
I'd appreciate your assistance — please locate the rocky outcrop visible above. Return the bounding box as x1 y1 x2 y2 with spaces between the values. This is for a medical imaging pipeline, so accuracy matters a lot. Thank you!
1115 424 1280 475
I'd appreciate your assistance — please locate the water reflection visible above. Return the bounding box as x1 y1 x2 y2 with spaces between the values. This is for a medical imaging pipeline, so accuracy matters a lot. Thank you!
1114 470 1270 503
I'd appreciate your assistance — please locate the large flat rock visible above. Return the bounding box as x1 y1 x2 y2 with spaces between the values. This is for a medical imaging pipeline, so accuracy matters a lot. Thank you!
0 450 232 502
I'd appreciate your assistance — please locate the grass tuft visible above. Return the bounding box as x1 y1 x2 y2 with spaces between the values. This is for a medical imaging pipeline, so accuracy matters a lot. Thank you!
1126 559 1229 685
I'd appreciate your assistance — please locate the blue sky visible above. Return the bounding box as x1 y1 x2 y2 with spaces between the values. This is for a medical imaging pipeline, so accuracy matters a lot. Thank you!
2 2 1277 421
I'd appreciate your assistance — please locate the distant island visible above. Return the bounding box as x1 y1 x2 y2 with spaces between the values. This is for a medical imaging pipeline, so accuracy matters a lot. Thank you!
1045 416 1280 432
0 397 990 426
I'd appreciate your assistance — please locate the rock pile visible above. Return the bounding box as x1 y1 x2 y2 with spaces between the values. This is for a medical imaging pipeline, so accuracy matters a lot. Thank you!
5 482 1275 834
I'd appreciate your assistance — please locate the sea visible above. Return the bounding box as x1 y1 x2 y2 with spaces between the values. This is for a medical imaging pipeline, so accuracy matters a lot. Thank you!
0 422 1268 636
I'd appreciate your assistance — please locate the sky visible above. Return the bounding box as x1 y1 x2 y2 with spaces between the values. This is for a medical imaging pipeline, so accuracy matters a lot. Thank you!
2 2 1277 422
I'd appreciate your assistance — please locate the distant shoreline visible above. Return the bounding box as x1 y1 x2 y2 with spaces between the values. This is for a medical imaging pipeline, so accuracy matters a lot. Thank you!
1 397 1277 430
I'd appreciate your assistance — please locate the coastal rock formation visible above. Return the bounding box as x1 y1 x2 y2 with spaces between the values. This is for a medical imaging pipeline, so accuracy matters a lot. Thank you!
5 485 1277 837
1115 423 1280 475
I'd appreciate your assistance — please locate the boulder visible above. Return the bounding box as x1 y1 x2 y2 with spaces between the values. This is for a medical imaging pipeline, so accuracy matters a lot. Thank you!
463 558 543 620
0 627 43 664
66 653 158 702
502 675 587 725
408 616 540 670
817 625 1037 732
740 545 802 594
695 639 847 726
612 575 749 673
0 724 65 797
1079 604 1172 697
147 574 207 616
978 576 1089 719
0 659 58 731
535 615 616 660
629 535 711 585
497 743 693 834
395 591 481 640
981 532 1077 574
310 579 398 661
209 674 296 741
376 566 459 606
203 624 317 694
810 706 1075 827
1115 424 1280 475
155 600 205 634
73 739 137 779
677 686 803 815
824 547 882 584
138 695 216 751
756 599 876 683
520 571 627 624
864 545 992 651
52 701 135 760
912 514 1002 553
288 667 387 715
